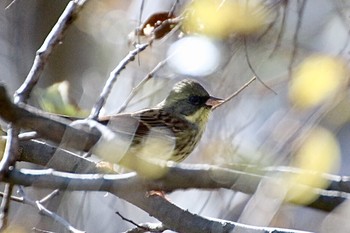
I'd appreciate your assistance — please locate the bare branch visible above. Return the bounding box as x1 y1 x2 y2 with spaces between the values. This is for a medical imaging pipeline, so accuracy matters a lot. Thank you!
0 85 101 152
0 125 20 230
18 187 84 233
6 169 311 233
244 38 277 95
8 156 350 213
269 0 288 58
14 0 89 103
213 76 256 110
0 184 14 230
1 84 348 212
288 0 307 76
39 189 60 204
116 211 150 232
117 57 169 113
0 191 23 203
89 43 149 120
18 140 103 174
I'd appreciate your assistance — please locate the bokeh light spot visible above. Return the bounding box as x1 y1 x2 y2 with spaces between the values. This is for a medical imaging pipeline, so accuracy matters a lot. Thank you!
167 36 221 76
289 55 349 109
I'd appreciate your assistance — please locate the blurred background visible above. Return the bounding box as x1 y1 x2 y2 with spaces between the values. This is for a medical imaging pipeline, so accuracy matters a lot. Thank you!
1 0 350 232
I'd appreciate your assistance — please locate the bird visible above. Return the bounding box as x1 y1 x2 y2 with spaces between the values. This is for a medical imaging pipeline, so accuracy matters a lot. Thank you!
90 79 223 176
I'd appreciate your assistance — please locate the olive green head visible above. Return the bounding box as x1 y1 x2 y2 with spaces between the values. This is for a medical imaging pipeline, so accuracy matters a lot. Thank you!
159 79 222 118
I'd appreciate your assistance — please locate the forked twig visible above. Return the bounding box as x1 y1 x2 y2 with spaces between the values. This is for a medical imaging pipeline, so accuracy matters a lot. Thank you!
213 76 257 110
117 58 169 113
89 43 149 120
18 187 84 233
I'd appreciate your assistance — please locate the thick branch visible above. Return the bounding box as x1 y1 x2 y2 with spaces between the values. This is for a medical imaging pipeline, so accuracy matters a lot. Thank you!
18 140 102 174
15 140 350 213
6 168 310 233
0 85 100 152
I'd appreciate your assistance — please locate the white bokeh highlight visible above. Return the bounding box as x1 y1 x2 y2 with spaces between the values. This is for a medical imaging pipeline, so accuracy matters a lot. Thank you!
167 36 221 76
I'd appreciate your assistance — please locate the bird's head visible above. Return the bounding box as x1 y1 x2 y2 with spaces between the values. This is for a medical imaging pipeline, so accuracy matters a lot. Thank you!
159 79 223 124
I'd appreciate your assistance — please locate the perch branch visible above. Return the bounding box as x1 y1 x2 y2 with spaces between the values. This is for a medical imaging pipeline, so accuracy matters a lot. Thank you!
0 85 101 152
6 168 311 233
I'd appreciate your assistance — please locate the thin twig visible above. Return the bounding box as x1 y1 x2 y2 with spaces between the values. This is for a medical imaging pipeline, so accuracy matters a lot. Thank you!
197 191 213 215
18 187 84 233
32 228 56 233
36 201 84 233
213 76 257 110
4 0 16 9
256 0 283 42
14 0 89 103
89 43 149 120
39 189 60 204
116 211 149 231
137 0 145 46
288 0 307 77
334 1 350 56
169 0 179 16
0 191 23 203
0 184 14 231
135 0 146 66
117 57 169 113
243 37 277 95
269 0 288 58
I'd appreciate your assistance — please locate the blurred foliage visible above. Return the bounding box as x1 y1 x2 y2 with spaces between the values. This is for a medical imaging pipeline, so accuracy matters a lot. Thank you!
285 127 340 204
183 0 269 37
36 81 89 117
289 55 349 109
2 226 27 233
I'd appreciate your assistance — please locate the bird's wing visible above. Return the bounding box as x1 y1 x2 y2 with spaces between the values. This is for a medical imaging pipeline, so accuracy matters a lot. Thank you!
99 108 188 139
98 109 187 161
98 113 140 139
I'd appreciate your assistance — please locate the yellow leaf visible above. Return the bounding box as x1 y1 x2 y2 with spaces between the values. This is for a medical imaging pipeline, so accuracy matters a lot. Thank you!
183 0 268 38
289 55 349 109
37 81 88 117
285 127 340 204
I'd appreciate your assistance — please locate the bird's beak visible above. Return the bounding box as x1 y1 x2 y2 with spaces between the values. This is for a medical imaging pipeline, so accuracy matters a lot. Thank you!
205 96 224 110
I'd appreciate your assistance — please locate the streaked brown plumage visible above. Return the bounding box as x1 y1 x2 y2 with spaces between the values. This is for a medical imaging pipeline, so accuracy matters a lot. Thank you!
97 79 222 170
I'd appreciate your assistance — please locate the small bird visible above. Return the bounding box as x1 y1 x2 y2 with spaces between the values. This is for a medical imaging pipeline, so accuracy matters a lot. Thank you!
93 79 223 174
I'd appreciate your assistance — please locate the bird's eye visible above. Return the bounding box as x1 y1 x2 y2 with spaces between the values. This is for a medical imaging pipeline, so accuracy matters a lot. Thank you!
189 95 202 105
